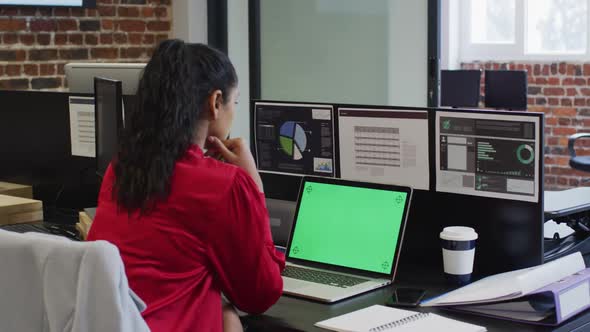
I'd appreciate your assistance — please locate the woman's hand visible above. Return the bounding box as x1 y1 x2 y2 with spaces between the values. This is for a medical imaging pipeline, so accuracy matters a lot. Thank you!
206 136 264 192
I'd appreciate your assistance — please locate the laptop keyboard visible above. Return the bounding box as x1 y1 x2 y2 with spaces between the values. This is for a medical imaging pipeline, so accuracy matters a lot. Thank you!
0 223 80 241
282 265 369 288
1 223 48 233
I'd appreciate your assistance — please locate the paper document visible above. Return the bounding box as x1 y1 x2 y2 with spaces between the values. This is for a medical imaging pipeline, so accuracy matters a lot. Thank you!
69 96 95 158
421 252 585 307
447 268 590 326
315 305 486 332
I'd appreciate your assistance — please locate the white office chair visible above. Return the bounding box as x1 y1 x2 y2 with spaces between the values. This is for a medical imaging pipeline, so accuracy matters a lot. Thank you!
0 230 149 332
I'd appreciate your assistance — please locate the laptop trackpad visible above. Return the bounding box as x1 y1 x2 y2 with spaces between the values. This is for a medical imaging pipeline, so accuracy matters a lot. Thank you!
283 277 314 291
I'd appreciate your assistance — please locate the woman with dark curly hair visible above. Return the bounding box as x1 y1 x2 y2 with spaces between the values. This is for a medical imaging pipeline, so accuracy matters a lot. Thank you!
87 40 285 332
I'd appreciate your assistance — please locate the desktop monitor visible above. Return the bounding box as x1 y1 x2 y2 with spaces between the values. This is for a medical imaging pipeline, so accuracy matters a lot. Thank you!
433 108 544 274
484 70 528 110
440 69 481 107
436 110 541 202
66 63 145 95
94 77 123 177
0 90 100 212
337 106 430 190
253 101 336 178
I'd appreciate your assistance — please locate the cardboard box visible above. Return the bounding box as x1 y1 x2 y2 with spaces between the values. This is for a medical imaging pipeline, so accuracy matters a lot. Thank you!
1 210 44 224
77 211 94 241
0 182 33 199
0 194 43 225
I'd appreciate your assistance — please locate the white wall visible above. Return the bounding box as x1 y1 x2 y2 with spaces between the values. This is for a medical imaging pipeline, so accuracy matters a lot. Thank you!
441 0 460 70
173 0 250 143
172 0 207 43
228 0 251 143
387 0 428 106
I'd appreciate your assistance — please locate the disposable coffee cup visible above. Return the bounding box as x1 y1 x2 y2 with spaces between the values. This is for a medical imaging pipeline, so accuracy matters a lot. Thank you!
440 226 478 285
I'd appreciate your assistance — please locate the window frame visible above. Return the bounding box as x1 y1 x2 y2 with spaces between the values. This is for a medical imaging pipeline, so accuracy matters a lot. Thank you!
460 0 590 62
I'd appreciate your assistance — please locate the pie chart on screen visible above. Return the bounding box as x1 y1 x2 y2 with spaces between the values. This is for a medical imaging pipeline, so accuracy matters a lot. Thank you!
279 121 307 160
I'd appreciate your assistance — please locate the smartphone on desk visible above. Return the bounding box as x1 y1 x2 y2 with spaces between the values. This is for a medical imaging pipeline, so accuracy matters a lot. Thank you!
385 287 426 308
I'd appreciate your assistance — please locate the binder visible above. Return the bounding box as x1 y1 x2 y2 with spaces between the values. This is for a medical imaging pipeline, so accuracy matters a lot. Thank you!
448 268 590 326
421 252 585 307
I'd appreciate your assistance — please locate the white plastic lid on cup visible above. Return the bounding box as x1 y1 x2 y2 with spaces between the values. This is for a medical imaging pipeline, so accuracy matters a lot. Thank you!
440 226 478 241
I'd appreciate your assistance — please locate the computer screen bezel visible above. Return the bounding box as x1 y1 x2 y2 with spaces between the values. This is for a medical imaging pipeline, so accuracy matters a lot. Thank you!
93 77 123 177
285 176 413 280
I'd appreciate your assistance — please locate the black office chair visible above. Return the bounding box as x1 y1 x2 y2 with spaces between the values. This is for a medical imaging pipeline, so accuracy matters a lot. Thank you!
569 133 590 173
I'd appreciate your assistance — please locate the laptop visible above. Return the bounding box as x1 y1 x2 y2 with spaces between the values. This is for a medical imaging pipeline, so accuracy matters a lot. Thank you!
267 198 296 248
282 177 412 303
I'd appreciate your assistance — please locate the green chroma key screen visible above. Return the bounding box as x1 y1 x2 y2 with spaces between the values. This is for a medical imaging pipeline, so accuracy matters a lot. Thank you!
288 181 407 274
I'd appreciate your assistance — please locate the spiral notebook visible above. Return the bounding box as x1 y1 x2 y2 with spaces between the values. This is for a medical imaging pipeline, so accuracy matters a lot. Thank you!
315 305 486 332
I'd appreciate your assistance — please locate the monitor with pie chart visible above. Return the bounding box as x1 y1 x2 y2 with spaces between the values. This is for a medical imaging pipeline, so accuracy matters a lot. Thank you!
254 102 335 177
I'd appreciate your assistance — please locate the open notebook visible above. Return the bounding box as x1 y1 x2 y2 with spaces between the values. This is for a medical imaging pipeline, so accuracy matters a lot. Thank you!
315 305 486 332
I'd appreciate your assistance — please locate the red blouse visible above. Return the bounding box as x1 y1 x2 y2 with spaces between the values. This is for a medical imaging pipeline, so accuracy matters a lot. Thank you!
87 145 285 332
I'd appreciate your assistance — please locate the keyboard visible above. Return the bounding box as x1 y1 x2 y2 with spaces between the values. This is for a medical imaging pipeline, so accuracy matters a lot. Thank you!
0 223 80 241
282 265 369 288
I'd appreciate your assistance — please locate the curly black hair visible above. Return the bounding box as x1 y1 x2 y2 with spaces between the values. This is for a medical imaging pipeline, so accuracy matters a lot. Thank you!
113 39 238 212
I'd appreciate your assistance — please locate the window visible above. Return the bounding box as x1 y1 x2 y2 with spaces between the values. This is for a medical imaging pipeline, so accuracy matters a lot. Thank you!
526 0 587 54
253 0 432 107
470 0 516 44
460 0 590 61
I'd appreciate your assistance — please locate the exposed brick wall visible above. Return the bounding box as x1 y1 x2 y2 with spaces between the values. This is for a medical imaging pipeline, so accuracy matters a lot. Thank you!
0 0 171 90
462 61 590 190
